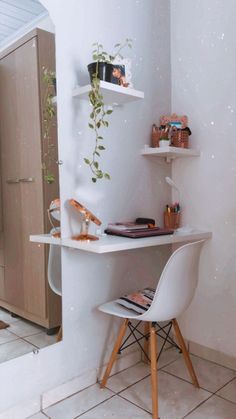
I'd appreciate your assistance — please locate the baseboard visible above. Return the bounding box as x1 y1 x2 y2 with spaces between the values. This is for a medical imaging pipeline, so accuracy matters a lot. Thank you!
189 340 236 371
42 368 98 409
0 349 141 417
42 348 141 409
0 397 40 419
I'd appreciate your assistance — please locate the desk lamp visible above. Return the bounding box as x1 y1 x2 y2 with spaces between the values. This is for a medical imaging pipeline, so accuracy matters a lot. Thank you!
69 199 102 241
48 198 61 238
165 177 193 232
165 176 181 203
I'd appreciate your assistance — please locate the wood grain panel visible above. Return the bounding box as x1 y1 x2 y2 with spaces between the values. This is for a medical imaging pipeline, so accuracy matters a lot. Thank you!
37 29 61 326
0 234 4 279
0 44 24 309
0 29 61 328
0 268 5 301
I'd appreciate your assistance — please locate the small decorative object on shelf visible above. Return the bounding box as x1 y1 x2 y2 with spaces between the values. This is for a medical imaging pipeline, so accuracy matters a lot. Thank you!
160 114 191 148
164 204 181 230
159 138 171 147
84 39 133 183
151 113 192 149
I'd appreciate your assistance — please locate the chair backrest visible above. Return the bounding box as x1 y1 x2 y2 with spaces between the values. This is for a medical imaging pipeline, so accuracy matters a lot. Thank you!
140 240 205 322
48 244 62 296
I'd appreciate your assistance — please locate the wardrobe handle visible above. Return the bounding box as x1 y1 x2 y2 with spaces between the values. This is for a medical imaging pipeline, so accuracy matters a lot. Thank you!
19 177 35 183
6 178 20 184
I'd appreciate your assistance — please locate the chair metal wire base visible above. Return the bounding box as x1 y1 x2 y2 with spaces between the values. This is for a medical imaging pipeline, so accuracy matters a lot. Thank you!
118 320 181 363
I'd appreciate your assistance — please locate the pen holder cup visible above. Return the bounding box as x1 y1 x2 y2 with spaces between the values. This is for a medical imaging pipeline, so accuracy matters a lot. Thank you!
164 212 181 230
171 130 189 148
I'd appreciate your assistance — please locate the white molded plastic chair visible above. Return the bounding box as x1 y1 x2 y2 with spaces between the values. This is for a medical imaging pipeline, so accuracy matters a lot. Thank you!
48 244 62 340
48 244 62 297
98 240 205 419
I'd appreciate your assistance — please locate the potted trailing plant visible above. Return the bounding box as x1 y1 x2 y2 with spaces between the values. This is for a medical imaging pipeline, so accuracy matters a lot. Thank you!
42 67 57 184
84 40 132 183
87 39 132 86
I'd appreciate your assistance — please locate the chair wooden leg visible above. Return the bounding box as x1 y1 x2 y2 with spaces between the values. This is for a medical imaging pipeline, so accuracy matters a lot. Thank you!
143 322 150 363
100 318 129 388
150 322 158 419
56 326 62 342
172 319 199 388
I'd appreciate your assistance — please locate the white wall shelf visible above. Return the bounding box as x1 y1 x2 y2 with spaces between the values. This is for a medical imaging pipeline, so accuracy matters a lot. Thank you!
30 230 212 254
141 146 200 162
72 80 144 106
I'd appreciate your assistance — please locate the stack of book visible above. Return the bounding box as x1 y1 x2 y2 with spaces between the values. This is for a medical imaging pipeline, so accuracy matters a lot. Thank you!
116 287 155 314
105 222 174 239
106 222 151 233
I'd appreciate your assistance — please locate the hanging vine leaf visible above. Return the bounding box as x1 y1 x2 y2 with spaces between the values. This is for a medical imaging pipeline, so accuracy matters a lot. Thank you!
42 67 57 184
84 39 133 183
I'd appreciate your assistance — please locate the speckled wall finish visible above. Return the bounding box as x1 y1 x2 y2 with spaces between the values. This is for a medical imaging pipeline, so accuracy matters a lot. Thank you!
171 0 236 357
0 0 172 412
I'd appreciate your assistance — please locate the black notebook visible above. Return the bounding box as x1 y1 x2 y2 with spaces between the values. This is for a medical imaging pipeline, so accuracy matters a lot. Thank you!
105 227 174 239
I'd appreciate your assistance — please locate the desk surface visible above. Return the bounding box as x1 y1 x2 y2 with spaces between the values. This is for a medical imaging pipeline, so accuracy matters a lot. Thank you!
30 230 212 254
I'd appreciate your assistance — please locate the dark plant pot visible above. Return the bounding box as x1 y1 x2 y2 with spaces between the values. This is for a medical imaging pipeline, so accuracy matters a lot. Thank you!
88 62 113 83
52 77 57 94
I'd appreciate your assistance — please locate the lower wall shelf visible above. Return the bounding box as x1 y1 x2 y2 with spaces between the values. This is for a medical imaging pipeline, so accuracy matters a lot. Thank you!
141 146 200 162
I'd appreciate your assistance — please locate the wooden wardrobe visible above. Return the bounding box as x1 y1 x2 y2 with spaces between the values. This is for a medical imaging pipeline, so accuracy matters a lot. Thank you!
0 29 61 331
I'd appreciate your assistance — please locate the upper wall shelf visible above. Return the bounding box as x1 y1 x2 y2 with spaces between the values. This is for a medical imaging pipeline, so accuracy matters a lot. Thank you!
72 81 144 106
141 146 200 162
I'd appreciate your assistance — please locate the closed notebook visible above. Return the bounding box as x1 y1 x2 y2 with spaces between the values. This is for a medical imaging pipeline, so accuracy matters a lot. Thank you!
105 227 174 238
116 287 155 314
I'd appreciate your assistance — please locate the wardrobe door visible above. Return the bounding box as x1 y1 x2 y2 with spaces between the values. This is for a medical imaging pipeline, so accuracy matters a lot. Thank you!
0 37 46 317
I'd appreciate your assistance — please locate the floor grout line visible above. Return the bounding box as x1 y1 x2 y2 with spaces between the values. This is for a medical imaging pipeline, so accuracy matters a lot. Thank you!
105 371 151 395
41 382 116 412
214 393 236 406
159 369 214 393
117 392 152 416
98 359 143 381
189 351 236 374
182 370 236 417
32 352 236 418
42 412 51 418
213 375 236 395
182 393 214 418
75 393 116 418
165 368 235 397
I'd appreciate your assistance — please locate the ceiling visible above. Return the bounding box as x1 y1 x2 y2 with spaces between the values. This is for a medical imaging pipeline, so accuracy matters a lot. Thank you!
0 0 47 47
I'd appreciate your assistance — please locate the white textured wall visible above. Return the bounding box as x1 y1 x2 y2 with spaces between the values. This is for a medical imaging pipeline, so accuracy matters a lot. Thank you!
171 0 236 356
0 0 171 411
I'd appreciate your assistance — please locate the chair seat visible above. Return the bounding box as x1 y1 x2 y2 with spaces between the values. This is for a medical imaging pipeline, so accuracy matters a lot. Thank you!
99 301 143 320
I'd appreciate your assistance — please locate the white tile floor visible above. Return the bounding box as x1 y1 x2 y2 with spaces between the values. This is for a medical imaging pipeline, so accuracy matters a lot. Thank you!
0 308 57 363
27 347 236 419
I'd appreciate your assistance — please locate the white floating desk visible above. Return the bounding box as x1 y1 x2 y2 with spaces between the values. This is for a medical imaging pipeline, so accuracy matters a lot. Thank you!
30 230 212 254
